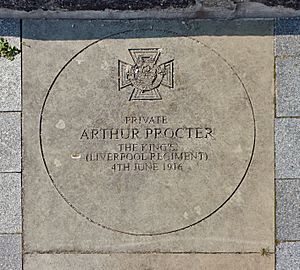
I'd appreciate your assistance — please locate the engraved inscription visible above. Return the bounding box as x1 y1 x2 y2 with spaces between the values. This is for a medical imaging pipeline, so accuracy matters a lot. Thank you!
118 48 174 101
80 115 213 172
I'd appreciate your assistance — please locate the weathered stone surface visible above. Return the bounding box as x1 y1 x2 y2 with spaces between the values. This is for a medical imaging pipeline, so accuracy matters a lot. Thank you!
23 20 274 253
202 0 236 9
0 173 22 233
0 19 21 112
276 118 300 178
0 0 195 11
0 0 299 12
203 0 300 10
276 179 300 240
256 0 300 9
276 57 300 117
276 242 300 270
24 253 275 270
0 112 21 172
0 234 22 270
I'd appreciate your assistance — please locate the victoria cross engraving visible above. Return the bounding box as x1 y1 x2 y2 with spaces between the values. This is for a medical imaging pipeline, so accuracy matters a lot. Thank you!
118 48 174 101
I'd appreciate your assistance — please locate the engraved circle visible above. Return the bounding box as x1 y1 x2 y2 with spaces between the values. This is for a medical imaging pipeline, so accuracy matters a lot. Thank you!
40 29 256 236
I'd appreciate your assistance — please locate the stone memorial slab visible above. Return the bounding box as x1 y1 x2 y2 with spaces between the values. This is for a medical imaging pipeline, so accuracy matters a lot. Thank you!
23 20 274 267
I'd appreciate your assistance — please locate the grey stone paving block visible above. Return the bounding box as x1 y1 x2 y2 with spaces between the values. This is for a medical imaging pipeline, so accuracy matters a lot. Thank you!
0 173 21 233
276 242 300 270
276 179 300 240
0 112 21 172
276 118 300 178
0 19 21 111
276 56 300 117
276 19 300 57
0 234 21 270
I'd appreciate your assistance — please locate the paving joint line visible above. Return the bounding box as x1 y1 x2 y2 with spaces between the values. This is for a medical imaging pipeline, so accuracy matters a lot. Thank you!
20 18 24 270
276 54 300 60
273 29 277 270
276 240 300 243
0 171 22 173
275 178 300 181
24 251 266 255
0 110 22 113
0 232 22 235
275 116 300 119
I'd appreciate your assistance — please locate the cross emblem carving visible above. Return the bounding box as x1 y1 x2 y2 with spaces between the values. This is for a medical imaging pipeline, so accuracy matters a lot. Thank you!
118 48 174 101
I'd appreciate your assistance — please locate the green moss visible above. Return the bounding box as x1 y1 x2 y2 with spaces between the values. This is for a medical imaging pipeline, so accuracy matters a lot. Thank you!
0 38 21 61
